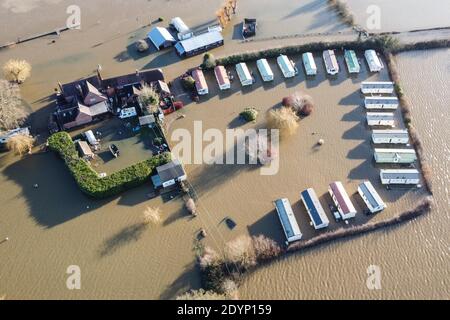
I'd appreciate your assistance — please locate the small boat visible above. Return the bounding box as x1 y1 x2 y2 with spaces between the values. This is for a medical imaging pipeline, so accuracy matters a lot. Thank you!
109 144 120 158
242 18 257 39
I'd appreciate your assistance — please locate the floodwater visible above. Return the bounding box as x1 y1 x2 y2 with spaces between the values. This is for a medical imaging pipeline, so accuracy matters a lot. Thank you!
0 0 448 299
346 0 450 33
239 49 450 299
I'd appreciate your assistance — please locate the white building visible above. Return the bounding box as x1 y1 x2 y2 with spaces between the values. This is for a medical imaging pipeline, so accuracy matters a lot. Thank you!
361 82 394 94
365 50 383 72
277 55 297 78
147 27 176 50
367 112 395 127
380 169 420 185
274 198 303 244
256 59 274 82
372 129 409 144
365 96 399 110
358 181 386 214
323 50 339 75
374 148 417 164
236 62 253 86
302 52 317 76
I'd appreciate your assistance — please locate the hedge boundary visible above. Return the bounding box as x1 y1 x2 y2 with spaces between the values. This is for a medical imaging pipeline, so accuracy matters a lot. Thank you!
48 132 171 198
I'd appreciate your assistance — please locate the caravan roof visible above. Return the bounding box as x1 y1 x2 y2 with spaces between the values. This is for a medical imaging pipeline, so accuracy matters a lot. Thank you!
256 59 274 81
344 50 360 73
329 181 356 219
365 50 383 71
277 55 296 77
192 69 208 93
361 81 394 94
236 63 253 85
323 50 339 74
302 52 317 75
175 31 224 55
301 188 329 229
274 198 302 243
171 17 190 34
358 181 386 213
214 66 230 89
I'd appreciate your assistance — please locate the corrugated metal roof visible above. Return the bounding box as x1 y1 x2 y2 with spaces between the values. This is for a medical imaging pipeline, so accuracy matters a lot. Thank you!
177 31 223 53
148 27 176 47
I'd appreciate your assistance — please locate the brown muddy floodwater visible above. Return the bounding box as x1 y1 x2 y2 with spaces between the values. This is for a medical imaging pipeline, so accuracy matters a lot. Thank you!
238 49 450 300
0 0 448 300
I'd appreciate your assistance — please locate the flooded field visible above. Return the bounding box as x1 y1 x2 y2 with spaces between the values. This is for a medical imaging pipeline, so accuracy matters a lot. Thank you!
238 49 450 300
0 0 448 300
346 0 450 32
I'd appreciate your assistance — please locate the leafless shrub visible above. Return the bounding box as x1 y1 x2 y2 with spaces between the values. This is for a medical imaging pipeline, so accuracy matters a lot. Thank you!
3 59 31 83
143 207 162 226
252 235 282 262
136 39 149 52
185 198 197 216
199 246 223 269
0 79 28 130
6 133 35 155
221 279 239 300
266 107 299 137
225 235 256 269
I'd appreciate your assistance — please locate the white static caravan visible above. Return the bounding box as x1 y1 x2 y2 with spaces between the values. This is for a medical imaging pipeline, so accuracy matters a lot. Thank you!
256 59 274 82
170 17 191 40
380 169 420 185
361 81 394 95
367 112 395 127
277 55 297 78
274 198 303 244
300 188 330 230
192 69 209 95
84 130 99 146
372 130 409 144
214 66 231 90
302 52 317 76
328 181 357 220
358 181 386 214
374 148 417 164
235 63 253 86
365 96 399 110
365 50 383 72
323 50 339 75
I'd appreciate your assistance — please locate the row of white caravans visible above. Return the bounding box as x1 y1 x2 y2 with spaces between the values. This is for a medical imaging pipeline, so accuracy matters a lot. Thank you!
198 50 384 93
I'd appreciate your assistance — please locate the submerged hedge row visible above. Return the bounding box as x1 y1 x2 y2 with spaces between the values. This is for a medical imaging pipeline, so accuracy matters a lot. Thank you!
216 36 394 66
48 132 171 198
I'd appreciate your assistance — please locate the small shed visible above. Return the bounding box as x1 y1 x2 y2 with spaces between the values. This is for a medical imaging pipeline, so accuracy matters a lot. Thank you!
365 50 383 72
192 69 209 95
302 52 317 76
277 55 296 78
214 66 231 90
367 112 395 127
77 140 95 160
372 129 409 144
374 148 417 164
380 169 420 185
153 159 187 189
148 27 176 50
235 63 253 86
256 59 274 82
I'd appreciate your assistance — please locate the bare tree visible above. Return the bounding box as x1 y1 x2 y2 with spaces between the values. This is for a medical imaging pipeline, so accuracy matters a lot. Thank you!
225 235 256 269
177 289 227 300
0 79 28 131
3 59 32 84
266 107 299 137
6 133 35 156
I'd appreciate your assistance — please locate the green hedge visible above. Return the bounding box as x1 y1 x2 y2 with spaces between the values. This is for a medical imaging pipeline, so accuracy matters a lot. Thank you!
216 36 399 66
48 132 171 198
